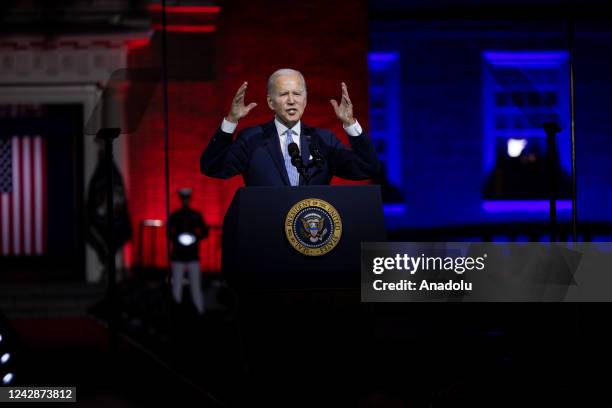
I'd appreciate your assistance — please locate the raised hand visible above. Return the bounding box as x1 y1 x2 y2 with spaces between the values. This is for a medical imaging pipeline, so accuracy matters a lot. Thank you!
227 81 257 123
330 82 356 127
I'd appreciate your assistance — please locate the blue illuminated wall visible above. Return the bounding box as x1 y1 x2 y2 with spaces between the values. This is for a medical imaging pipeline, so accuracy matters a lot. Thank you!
368 52 405 215
369 52 401 188
369 21 612 229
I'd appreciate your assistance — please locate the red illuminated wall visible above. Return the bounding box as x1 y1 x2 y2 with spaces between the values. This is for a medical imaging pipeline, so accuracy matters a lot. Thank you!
126 0 369 271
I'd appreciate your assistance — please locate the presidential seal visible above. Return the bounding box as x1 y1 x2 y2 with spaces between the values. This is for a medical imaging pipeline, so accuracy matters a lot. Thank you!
285 198 342 256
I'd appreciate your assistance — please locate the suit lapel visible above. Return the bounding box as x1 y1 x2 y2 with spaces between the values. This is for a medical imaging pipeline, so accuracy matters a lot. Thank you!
263 120 290 186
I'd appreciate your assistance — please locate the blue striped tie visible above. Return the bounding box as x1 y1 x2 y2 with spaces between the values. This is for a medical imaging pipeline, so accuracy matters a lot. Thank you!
284 129 299 186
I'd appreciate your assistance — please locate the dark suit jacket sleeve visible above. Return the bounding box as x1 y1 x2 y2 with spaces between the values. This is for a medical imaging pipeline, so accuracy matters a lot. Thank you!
327 130 380 180
200 127 250 179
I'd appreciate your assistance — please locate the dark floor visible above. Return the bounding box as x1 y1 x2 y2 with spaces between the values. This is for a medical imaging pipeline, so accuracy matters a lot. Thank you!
3 278 609 407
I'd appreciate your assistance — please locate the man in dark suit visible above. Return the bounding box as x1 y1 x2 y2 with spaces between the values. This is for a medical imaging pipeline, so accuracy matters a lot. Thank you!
200 68 379 186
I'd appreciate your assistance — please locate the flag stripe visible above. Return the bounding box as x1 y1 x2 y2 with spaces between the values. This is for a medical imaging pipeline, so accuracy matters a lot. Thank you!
9 187 13 255
22 136 32 255
0 192 3 253
30 137 36 255
19 136 26 255
12 136 21 255
42 137 47 253
29 136 37 255
1 193 8 255
34 136 43 255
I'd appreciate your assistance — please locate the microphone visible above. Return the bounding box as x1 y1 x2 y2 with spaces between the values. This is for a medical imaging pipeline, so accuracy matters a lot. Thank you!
288 142 304 170
311 145 324 169
305 134 325 168
288 142 311 184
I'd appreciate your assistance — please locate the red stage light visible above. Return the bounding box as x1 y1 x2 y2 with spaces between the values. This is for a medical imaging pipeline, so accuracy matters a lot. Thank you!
152 24 216 33
147 4 221 14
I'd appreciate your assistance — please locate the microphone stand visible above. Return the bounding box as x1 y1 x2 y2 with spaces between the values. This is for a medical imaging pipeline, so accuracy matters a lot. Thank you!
544 122 561 242
302 135 325 185
289 136 326 185
543 19 578 243
291 156 311 185
568 18 578 242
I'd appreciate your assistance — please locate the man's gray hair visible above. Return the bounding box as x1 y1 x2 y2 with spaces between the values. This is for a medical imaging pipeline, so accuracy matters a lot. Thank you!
267 68 307 96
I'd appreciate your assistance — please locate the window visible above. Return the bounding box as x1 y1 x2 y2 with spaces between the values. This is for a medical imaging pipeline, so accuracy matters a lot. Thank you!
482 51 572 210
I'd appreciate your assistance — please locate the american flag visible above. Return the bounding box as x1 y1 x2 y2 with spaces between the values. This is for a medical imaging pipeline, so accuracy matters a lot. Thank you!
0 135 47 256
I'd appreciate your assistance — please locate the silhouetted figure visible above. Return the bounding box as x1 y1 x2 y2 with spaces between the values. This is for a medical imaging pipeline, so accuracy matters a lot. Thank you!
168 188 208 315
484 139 571 199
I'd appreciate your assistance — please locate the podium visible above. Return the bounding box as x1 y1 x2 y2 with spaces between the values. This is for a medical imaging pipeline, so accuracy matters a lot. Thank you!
222 185 385 290
221 185 384 397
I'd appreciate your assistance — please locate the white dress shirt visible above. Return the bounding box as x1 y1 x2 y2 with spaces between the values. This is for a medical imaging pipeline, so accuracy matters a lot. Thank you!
220 117 363 138
274 119 301 162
